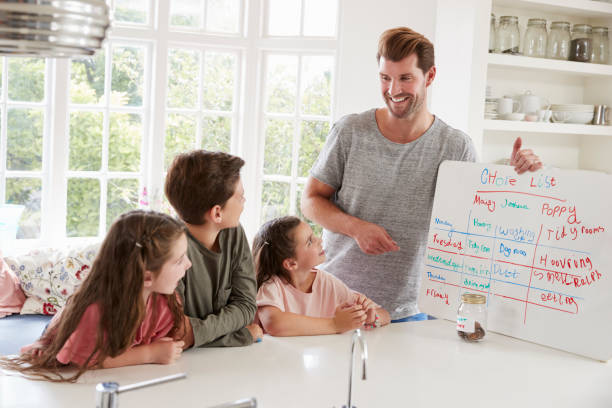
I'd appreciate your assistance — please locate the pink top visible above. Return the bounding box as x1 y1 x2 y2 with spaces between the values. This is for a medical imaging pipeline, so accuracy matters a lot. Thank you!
23 294 177 366
256 269 359 321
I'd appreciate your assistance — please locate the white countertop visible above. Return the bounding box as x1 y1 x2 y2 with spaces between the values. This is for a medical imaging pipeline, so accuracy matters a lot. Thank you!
2 319 611 407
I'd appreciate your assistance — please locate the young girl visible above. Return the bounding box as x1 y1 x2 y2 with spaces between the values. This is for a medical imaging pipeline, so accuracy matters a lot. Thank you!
253 216 390 336
0 210 192 382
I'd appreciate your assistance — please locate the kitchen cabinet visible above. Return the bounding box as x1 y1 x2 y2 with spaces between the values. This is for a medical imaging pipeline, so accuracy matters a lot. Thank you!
476 0 612 172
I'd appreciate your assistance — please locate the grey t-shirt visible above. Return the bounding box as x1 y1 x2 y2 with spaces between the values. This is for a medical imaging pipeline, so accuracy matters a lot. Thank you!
310 109 477 319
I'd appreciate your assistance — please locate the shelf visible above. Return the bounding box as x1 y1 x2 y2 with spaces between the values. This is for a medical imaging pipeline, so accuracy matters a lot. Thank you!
493 0 612 18
483 119 612 135
487 53 612 77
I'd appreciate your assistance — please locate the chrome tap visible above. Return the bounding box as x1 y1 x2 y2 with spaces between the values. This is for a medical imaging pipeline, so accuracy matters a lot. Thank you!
343 329 368 408
95 373 186 408
207 397 257 408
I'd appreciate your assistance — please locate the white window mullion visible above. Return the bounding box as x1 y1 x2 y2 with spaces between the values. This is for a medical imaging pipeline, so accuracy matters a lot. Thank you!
147 0 171 210
0 57 7 204
289 54 303 215
48 58 69 244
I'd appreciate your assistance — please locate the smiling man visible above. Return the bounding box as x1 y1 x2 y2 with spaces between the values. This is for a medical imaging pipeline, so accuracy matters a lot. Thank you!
301 27 542 322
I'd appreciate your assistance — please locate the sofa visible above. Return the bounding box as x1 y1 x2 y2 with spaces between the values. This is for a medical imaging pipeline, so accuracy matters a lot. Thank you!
0 242 99 355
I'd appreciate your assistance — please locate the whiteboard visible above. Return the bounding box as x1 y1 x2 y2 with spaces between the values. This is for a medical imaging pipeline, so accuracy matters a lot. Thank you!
417 161 612 361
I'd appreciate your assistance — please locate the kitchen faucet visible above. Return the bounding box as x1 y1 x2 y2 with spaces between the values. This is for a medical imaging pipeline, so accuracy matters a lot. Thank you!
343 329 368 408
95 373 257 408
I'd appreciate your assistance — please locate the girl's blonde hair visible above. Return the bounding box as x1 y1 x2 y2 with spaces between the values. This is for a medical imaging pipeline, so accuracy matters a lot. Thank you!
0 210 187 382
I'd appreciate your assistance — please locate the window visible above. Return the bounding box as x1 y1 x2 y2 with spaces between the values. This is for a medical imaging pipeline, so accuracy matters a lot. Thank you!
1 58 49 241
1 0 339 252
259 53 333 232
164 47 240 169
67 41 150 236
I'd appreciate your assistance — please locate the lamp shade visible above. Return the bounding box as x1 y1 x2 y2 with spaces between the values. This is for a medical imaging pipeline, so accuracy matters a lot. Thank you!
0 0 110 57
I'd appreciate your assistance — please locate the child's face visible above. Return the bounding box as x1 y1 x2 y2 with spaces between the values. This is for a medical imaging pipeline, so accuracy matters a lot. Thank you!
291 221 325 270
220 178 246 228
150 233 191 295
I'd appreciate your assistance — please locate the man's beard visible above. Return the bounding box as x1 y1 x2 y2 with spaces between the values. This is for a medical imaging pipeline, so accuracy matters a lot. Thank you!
384 92 423 119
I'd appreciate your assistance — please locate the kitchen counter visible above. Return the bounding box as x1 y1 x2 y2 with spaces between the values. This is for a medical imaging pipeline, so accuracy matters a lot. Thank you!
2 319 611 407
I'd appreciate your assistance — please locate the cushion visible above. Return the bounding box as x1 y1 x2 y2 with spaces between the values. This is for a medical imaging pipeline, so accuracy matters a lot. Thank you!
0 255 26 317
4 242 100 315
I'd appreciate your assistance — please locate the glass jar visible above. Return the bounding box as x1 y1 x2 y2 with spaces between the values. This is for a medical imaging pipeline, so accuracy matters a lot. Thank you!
524 18 547 57
496 16 520 54
457 293 487 342
546 21 571 60
489 13 496 53
570 24 593 62
592 26 610 64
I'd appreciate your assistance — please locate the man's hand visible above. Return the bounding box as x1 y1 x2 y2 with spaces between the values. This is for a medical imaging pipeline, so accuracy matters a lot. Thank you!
510 137 542 174
246 323 263 342
352 219 399 255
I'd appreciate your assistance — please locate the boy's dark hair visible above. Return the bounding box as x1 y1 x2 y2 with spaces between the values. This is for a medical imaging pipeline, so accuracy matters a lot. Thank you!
376 26 435 74
165 150 245 225
252 216 302 289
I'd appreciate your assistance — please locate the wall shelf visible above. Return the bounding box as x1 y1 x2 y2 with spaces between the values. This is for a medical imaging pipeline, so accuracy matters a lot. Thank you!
493 0 612 18
483 119 612 136
488 54 612 77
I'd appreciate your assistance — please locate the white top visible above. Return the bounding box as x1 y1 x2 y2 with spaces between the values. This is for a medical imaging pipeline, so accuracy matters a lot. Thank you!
2 319 611 407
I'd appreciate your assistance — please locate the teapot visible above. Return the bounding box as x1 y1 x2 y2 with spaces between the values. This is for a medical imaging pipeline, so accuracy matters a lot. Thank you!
519 90 550 115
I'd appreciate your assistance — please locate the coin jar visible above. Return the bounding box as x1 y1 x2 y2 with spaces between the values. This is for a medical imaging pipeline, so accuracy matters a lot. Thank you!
570 24 593 62
496 16 520 54
524 18 547 57
546 21 571 60
457 293 487 342
489 13 496 53
592 26 609 64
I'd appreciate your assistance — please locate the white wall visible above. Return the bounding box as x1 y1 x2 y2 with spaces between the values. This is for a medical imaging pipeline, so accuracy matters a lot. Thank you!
335 0 438 121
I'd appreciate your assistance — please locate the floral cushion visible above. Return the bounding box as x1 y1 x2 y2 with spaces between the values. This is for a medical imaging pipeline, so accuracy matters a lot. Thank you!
4 242 100 315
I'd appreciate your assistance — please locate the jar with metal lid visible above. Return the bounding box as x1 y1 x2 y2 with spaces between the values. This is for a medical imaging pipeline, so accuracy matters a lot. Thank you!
524 18 547 57
592 26 609 64
546 21 571 60
496 16 520 54
570 24 593 62
489 13 496 53
457 293 487 342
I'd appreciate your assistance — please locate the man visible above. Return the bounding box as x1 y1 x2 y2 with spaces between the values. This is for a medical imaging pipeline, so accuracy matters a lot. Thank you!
301 27 541 322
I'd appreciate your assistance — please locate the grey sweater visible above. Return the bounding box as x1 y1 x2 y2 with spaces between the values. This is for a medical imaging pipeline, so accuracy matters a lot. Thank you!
177 225 257 347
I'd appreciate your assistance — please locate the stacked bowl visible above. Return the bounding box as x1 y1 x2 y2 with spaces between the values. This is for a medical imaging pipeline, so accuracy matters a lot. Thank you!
550 104 594 124
0 0 110 57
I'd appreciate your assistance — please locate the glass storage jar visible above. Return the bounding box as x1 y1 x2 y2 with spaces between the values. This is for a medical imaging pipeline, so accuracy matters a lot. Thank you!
496 16 520 54
524 18 547 57
489 13 496 53
592 26 609 64
569 24 593 62
546 21 571 60
457 293 487 342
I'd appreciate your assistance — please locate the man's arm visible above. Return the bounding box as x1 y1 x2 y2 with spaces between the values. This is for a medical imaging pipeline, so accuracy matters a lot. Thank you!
301 176 399 255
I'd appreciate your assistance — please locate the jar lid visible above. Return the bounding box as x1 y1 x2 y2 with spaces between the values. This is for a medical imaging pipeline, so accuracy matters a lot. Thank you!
551 21 570 28
527 18 546 25
593 26 609 33
573 23 593 32
500 15 518 23
461 293 486 304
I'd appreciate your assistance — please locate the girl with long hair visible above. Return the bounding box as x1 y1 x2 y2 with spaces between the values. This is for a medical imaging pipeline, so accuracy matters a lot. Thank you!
0 210 192 382
253 216 390 336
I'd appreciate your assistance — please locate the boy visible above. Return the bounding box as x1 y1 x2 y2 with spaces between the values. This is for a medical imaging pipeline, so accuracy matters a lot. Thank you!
165 150 261 347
